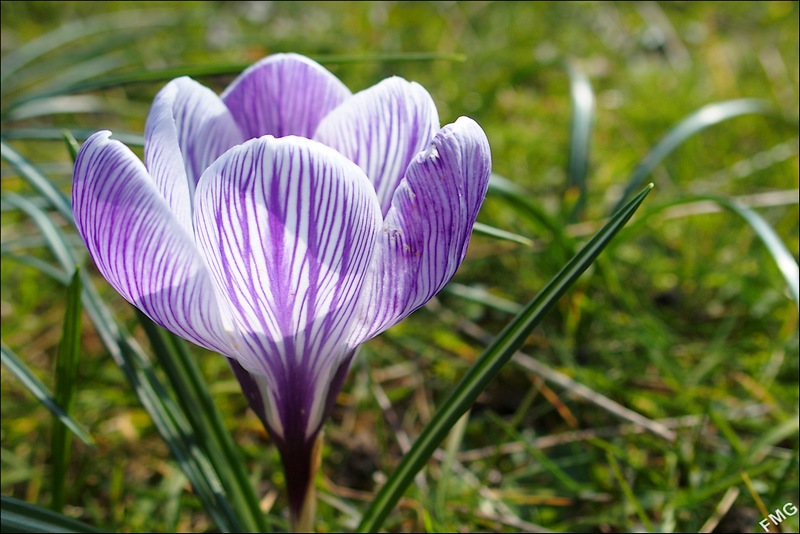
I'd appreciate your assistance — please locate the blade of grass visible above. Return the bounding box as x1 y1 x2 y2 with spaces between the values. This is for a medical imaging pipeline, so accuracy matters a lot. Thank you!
356 184 654 532
2 192 75 272
426 297 677 441
137 313 271 533
2 63 248 115
472 221 533 246
674 457 782 508
315 51 467 64
63 130 81 162
7 52 131 110
488 172 578 265
485 410 586 493
1 163 75 182
1 342 94 446
488 173 564 238
747 414 799 463
2 186 244 530
0 9 180 86
443 283 523 315
713 197 799 307
3 52 466 114
51 268 83 513
605 450 654 532
5 95 109 122
622 194 799 307
1 141 73 222
0 233 85 254
610 98 779 214
0 495 104 533
2 29 168 97
565 61 595 222
768 446 799 506
0 252 70 285
434 410 471 521
2 128 144 146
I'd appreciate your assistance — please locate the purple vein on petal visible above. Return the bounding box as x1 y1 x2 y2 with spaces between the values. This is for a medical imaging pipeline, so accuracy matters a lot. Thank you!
314 76 439 216
145 77 244 234
221 53 352 140
350 117 492 345
193 135 381 439
72 131 235 356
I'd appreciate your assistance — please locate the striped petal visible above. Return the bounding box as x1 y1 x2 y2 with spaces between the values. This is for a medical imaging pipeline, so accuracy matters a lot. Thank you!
228 347 357 521
193 135 382 440
221 53 352 140
351 117 491 344
144 77 244 234
72 131 236 355
314 77 440 215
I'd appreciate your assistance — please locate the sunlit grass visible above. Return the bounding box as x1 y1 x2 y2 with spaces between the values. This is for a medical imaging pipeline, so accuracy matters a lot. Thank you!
2 1 798 533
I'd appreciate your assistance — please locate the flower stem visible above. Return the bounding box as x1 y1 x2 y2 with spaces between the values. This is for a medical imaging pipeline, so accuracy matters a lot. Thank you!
290 431 323 533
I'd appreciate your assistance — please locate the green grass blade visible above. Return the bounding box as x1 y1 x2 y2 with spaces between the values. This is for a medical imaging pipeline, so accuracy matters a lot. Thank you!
610 99 777 214
711 198 799 307
3 52 466 114
0 495 105 533
472 221 533 246
443 283 523 315
63 130 81 162
0 252 70 285
1 342 94 446
1 141 73 223
115 337 242 532
6 52 131 109
51 268 83 512
434 410 470 522
488 173 564 237
4 95 109 122
605 451 654 532
485 411 586 493
2 127 144 146
2 192 76 272
565 61 595 222
314 51 467 64
2 29 165 97
625 194 799 307
3 161 244 530
0 9 179 85
356 184 654 532
137 314 271 533
768 447 799 507
1 63 246 113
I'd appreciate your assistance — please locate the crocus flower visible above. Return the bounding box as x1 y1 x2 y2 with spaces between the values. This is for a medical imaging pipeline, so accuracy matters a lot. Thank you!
72 53 490 529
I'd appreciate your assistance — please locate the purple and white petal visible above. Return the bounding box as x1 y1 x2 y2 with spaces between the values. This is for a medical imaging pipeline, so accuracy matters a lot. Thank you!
221 53 352 140
144 77 244 233
351 117 491 344
314 77 440 216
193 135 382 439
228 358 269 428
73 131 237 355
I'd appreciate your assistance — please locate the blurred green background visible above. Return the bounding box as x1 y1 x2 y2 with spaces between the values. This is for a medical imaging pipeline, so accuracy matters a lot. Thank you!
2 1 798 532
